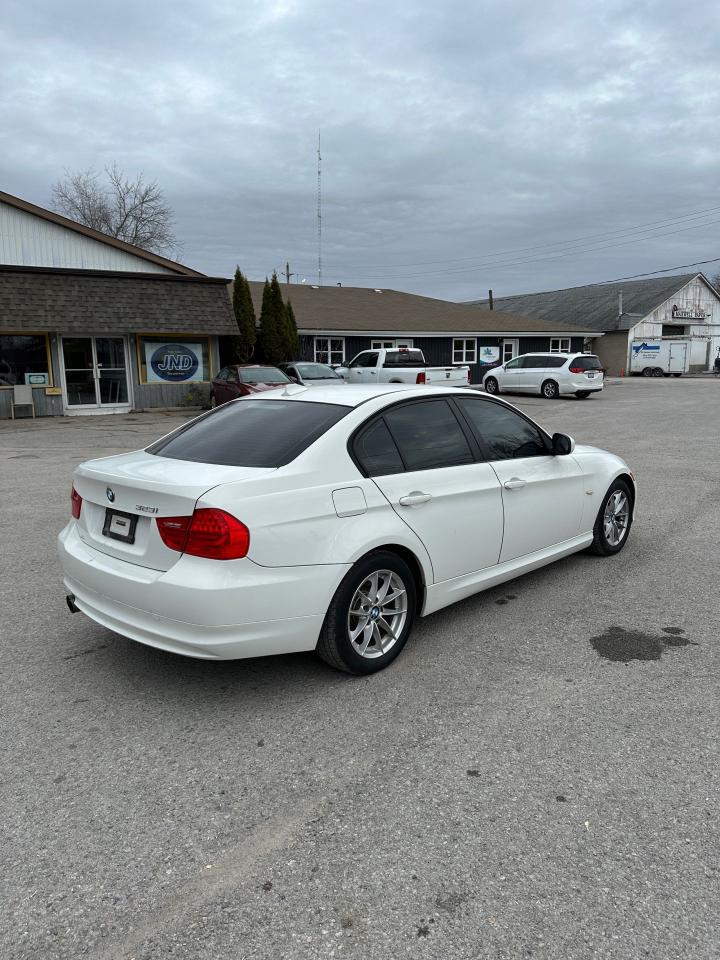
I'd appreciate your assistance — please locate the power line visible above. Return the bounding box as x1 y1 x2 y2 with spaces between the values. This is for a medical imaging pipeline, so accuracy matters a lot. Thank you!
291 203 720 274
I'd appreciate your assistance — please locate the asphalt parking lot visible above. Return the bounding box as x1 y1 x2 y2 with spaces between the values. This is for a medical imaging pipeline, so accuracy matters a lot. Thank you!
2 379 719 960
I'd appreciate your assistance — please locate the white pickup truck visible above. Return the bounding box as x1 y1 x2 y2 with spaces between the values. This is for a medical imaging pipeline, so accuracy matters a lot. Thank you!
336 348 471 386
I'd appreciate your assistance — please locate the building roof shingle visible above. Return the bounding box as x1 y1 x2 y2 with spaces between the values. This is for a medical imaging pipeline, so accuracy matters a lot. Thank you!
0 266 236 335
467 274 702 332
244 281 597 335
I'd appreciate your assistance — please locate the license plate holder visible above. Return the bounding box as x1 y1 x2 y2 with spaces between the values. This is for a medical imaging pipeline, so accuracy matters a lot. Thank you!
103 508 138 544
587 372 596 378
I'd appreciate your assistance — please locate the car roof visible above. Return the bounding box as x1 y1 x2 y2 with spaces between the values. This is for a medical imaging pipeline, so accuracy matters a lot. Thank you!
238 383 495 408
230 363 283 369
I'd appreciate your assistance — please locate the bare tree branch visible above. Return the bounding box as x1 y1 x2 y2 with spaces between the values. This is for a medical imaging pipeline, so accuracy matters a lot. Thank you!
51 165 180 257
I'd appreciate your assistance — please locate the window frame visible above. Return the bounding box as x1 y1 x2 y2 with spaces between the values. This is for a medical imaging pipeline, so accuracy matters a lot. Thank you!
550 338 571 354
0 331 54 388
348 396 482 477
452 338 477 364
136 333 212 385
313 337 345 365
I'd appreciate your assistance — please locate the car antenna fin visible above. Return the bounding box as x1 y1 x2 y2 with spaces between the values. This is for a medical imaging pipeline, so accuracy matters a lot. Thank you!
281 383 308 397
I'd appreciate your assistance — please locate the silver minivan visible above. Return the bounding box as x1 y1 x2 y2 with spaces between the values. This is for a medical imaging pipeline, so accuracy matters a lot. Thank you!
482 353 604 399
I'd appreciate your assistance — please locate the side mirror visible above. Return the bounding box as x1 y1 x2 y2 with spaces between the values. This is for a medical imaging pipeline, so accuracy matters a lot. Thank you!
552 432 575 456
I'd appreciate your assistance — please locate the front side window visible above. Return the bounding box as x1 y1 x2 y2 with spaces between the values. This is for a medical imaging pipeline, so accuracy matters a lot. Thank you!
314 337 345 365
0 333 52 387
383 400 474 471
148 399 348 467
504 358 523 370
456 398 549 461
350 351 380 369
453 339 477 364
550 338 571 353
215 367 229 381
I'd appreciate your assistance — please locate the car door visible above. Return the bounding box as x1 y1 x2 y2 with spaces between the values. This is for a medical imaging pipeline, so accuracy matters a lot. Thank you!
346 351 380 384
354 399 504 582
454 396 585 563
513 355 544 392
499 357 523 391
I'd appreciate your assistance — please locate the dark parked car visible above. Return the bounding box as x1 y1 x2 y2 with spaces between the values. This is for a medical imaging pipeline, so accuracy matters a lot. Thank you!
279 362 346 386
210 365 290 407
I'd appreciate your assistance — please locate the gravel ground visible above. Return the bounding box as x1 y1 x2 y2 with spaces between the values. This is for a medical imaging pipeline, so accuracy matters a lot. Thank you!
1 378 718 960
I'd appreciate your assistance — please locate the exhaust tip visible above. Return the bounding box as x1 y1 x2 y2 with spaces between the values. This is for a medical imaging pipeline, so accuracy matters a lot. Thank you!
66 594 79 614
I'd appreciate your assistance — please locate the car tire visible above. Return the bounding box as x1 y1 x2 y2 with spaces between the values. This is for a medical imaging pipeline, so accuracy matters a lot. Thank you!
575 391 590 399
316 551 417 675
642 367 654 377
484 377 499 395
672 373 682 378
209 392 217 408
653 367 664 377
541 379 559 399
588 479 633 556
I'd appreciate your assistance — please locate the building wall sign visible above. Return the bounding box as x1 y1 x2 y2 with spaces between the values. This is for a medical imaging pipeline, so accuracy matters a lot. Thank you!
671 304 707 320
479 345 501 364
145 342 203 383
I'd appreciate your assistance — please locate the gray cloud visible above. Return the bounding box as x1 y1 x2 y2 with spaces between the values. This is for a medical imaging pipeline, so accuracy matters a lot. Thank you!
2 0 720 299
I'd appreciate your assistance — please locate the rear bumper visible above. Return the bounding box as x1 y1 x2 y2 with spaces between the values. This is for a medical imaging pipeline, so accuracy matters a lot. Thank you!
559 378 604 394
58 523 347 660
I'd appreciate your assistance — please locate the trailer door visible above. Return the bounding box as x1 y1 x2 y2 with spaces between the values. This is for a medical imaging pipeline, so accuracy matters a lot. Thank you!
668 342 687 373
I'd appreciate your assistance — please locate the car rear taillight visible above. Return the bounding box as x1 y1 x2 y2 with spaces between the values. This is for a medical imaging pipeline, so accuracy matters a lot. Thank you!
569 366 584 374
416 372 426 384
157 508 250 560
71 485 82 519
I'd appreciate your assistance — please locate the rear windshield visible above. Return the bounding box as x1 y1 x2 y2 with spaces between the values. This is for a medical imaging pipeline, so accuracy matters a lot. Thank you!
295 363 339 379
570 355 603 370
382 350 425 367
147 399 349 467
239 367 289 383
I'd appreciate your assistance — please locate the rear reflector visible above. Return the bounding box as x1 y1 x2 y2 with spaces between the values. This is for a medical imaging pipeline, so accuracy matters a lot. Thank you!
416 371 426 384
157 508 250 560
71 485 82 519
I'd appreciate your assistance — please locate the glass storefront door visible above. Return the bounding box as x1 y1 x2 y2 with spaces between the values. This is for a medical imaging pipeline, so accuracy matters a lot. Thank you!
61 336 130 409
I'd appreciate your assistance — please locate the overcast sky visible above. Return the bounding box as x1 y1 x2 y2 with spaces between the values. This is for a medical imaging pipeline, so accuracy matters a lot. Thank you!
2 0 720 299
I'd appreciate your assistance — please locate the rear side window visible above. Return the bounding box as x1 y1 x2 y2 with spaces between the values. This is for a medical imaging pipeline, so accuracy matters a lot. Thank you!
545 356 568 368
383 400 474 471
569 355 602 370
455 398 549 460
147 400 348 467
353 419 404 476
382 350 425 367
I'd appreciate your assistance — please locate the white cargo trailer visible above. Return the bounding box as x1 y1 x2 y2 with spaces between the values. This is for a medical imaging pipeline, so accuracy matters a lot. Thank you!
629 339 691 377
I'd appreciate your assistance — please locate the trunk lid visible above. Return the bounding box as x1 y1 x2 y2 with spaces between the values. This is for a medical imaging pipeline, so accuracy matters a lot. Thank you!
72 450 275 570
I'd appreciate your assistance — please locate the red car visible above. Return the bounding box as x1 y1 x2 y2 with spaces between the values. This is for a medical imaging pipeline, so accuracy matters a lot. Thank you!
210 365 291 407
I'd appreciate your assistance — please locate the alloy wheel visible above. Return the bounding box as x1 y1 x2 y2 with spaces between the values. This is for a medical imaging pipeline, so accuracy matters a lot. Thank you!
603 490 629 547
347 570 408 659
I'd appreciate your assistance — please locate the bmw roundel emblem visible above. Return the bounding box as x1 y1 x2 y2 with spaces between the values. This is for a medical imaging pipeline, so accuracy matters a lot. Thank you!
106 487 115 503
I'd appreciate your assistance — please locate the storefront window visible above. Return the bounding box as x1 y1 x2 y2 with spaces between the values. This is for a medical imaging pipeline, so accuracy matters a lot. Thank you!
137 336 211 384
0 334 52 387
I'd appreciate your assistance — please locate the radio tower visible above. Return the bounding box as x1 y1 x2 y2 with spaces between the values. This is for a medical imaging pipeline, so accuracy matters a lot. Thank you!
317 130 322 287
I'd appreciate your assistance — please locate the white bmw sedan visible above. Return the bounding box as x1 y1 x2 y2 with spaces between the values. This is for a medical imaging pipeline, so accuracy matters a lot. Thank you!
58 385 635 674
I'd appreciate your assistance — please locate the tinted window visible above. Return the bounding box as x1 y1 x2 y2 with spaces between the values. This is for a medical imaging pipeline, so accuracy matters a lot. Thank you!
350 352 379 369
353 419 404 476
456 398 549 460
519 355 544 368
570 355 603 370
384 401 474 471
545 356 567 368
382 349 426 368
215 368 229 381
504 358 522 369
147 400 348 467
238 367 289 383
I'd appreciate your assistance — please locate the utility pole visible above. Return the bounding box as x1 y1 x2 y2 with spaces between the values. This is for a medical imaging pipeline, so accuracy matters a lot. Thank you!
488 289 494 310
284 261 295 285
317 130 322 287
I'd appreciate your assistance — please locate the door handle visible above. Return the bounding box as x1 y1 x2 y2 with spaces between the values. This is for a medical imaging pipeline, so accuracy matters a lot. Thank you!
503 478 527 490
398 491 432 506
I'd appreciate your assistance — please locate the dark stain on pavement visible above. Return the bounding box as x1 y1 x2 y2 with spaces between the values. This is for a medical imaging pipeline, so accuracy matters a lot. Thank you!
495 594 518 606
589 625 697 663
62 644 108 661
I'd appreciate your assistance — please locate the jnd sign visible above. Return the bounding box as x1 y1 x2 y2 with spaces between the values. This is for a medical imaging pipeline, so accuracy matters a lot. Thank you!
145 343 203 383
